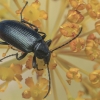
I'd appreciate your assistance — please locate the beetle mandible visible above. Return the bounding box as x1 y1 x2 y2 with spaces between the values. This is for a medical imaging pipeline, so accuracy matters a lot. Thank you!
0 1 82 98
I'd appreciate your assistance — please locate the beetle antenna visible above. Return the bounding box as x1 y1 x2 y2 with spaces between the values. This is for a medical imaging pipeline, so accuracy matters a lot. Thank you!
51 26 82 53
0 53 17 62
20 1 28 21
44 64 51 98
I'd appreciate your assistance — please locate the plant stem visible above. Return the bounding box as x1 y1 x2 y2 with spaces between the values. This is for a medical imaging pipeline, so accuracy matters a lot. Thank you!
55 58 68 72
80 29 96 37
82 79 97 98
51 71 58 100
57 55 89 76
13 0 21 9
0 1 19 20
45 0 49 35
55 68 73 99
51 0 69 39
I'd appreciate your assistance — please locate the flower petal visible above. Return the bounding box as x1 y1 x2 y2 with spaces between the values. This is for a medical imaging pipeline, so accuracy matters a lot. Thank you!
14 74 23 81
10 63 22 74
26 55 33 69
22 90 31 99
38 78 49 89
32 20 41 28
32 1 41 9
39 10 48 20
25 77 34 88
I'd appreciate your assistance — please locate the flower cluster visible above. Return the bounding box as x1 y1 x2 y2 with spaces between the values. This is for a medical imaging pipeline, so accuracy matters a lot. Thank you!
0 64 23 92
67 10 84 23
26 54 57 71
95 20 100 35
85 33 100 60
66 68 82 83
69 0 86 10
16 0 47 28
86 0 100 19
69 37 85 52
89 70 100 88
60 23 80 37
22 77 48 100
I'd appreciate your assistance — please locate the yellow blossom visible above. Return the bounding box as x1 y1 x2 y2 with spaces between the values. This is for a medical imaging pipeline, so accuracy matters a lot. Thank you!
60 23 80 37
0 64 23 92
95 20 100 34
22 77 48 100
86 0 100 19
75 91 85 100
69 37 85 52
26 54 57 70
69 0 86 10
89 70 100 88
16 0 47 28
66 68 82 82
26 55 33 69
85 33 100 60
22 90 31 99
67 10 84 23
0 8 8 20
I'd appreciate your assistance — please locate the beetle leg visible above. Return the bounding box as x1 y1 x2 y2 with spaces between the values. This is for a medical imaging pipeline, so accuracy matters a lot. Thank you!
2 45 11 57
33 55 43 70
33 55 37 68
11 47 18 51
20 2 38 31
16 53 27 60
38 32 46 39
46 40 52 47
21 20 38 32
0 41 8 45
20 1 28 22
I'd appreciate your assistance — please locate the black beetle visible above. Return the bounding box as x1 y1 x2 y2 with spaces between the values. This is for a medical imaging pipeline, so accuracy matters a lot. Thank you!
0 1 82 98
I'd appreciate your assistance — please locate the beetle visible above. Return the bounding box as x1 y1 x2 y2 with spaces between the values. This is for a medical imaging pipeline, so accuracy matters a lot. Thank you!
0 1 82 98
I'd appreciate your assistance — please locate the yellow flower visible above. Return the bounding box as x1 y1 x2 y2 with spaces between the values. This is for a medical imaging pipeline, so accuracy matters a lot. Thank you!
26 54 57 70
95 20 100 34
67 10 84 23
0 8 7 20
69 38 85 52
60 23 80 37
26 55 33 69
26 55 46 70
75 91 85 100
0 67 14 81
89 70 100 88
0 64 23 92
22 90 31 99
16 1 47 28
85 34 100 60
86 0 100 19
69 0 86 10
66 68 82 82
22 77 48 100
10 63 22 74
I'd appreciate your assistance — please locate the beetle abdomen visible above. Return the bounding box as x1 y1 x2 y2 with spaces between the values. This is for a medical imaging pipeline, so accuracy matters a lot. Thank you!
0 20 42 52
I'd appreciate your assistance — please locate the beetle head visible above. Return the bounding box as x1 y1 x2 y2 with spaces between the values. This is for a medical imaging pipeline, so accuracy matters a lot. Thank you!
34 40 51 64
